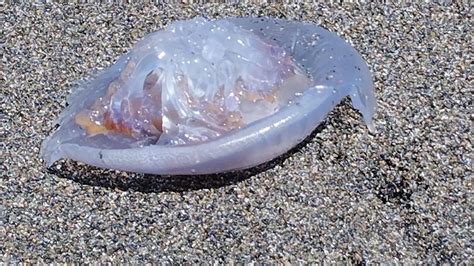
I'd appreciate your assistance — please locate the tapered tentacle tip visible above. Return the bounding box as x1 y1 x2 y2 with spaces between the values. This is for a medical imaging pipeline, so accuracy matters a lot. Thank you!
366 120 377 134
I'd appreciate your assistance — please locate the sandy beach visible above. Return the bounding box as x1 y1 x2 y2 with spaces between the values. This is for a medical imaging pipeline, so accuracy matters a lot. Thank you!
2 2 471 263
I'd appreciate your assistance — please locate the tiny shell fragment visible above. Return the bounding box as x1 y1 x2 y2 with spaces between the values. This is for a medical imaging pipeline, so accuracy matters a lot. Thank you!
41 17 376 175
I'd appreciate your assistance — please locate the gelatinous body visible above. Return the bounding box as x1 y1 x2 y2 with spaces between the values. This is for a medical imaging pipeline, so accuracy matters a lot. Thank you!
74 18 311 146
41 17 376 175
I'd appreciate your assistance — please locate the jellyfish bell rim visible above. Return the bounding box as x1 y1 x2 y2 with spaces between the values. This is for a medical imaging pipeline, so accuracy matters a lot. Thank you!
46 84 369 175
50 85 334 174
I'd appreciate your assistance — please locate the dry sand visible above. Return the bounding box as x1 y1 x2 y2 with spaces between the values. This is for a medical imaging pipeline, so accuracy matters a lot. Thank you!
2 2 472 263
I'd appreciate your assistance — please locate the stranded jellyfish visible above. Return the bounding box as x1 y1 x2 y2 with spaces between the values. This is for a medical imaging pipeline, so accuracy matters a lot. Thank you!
41 17 376 175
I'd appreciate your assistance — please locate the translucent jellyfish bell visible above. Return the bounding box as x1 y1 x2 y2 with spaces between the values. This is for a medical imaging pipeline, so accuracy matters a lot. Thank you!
41 17 376 175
